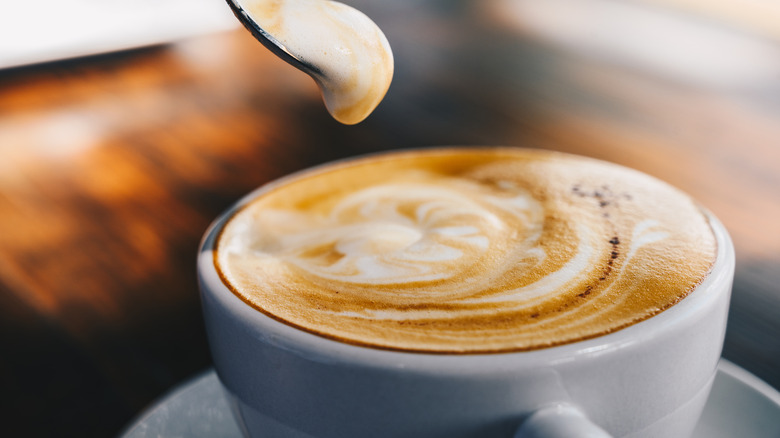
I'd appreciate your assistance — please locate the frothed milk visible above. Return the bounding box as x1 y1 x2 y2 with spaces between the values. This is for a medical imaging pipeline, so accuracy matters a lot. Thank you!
240 0 393 124
215 148 717 353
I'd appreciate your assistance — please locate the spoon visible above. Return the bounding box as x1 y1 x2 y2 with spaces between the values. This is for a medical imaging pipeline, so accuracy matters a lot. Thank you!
225 0 320 76
224 0 394 125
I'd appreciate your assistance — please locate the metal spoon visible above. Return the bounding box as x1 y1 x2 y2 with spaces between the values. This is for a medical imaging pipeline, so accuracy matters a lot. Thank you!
225 0 322 77
223 0 394 125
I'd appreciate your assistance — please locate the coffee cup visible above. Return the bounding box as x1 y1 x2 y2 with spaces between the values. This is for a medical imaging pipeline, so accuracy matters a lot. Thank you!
198 147 734 437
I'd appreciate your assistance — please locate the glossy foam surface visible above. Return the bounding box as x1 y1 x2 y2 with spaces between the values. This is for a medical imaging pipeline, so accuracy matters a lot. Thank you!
242 0 393 124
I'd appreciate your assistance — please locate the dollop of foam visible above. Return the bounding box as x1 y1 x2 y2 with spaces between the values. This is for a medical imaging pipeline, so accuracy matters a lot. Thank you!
216 148 717 353
242 0 393 124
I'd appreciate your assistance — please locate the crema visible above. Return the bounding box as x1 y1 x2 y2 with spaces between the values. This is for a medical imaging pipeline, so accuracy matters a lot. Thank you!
215 148 717 353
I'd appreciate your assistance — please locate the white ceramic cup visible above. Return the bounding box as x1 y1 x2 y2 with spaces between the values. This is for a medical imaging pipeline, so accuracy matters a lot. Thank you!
198 176 733 438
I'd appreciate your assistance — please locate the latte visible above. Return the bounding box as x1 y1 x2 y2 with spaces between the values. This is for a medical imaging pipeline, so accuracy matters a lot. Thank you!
215 148 717 353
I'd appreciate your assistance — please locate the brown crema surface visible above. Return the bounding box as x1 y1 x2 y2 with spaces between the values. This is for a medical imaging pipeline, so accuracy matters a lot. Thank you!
215 148 717 353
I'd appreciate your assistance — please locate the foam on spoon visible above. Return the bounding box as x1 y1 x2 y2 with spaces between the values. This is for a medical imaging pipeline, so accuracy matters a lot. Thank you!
241 0 394 124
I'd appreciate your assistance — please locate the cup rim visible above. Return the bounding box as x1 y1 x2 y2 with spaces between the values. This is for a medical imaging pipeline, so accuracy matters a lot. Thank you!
198 147 735 375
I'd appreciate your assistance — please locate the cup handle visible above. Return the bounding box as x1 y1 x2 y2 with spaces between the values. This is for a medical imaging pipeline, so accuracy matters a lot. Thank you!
514 404 612 438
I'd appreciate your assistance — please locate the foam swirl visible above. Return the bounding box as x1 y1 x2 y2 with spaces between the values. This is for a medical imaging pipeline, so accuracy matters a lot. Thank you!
216 148 717 352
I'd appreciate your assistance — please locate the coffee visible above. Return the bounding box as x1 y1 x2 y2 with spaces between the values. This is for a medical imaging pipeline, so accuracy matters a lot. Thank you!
215 148 717 353
240 0 393 125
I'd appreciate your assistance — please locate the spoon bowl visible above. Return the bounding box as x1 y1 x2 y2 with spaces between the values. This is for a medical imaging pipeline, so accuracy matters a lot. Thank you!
223 0 394 125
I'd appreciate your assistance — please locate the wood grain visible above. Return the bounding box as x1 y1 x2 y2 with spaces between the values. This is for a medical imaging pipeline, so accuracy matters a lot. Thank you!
1 5 778 435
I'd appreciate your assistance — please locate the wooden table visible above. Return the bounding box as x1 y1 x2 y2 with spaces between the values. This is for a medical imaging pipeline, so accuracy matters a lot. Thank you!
1 2 778 436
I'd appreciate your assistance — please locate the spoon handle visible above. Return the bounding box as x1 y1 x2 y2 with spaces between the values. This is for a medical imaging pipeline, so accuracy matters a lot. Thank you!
224 0 321 76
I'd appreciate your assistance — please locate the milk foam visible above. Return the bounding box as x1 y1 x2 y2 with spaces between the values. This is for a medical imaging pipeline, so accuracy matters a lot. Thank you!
234 182 524 284
216 148 717 353
242 0 393 124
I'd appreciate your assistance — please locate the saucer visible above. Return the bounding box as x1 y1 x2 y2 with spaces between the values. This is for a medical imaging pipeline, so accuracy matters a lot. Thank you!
119 359 780 437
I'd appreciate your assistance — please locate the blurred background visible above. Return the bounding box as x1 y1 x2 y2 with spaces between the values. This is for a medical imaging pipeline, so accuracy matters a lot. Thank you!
1 0 778 436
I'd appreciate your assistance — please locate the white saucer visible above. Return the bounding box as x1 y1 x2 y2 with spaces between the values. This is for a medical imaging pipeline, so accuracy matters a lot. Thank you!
120 359 780 437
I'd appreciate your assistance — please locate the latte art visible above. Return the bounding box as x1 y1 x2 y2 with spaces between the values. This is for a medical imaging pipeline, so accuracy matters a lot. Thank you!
228 181 537 285
216 148 717 352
